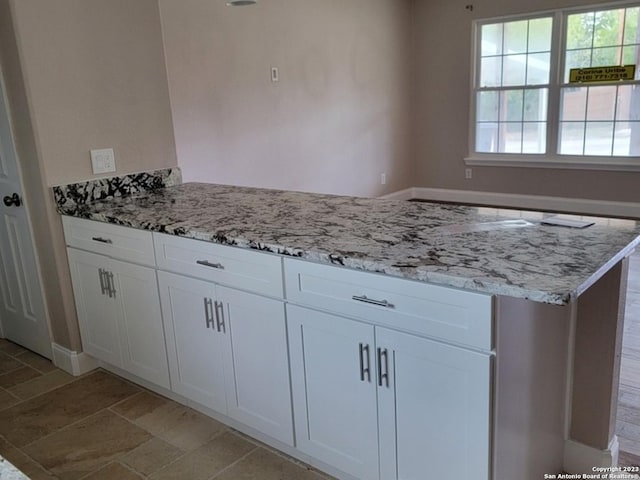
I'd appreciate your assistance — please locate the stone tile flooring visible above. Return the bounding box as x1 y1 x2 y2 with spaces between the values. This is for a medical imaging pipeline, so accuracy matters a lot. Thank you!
618 251 640 467
0 341 333 480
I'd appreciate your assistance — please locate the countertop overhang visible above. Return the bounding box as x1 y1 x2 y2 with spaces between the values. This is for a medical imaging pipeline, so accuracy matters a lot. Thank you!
57 182 640 306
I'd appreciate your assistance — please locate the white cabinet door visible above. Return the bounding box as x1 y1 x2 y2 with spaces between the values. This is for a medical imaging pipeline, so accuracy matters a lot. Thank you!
67 248 122 367
112 259 170 388
287 305 379 480
158 271 227 412
377 327 491 480
218 286 293 445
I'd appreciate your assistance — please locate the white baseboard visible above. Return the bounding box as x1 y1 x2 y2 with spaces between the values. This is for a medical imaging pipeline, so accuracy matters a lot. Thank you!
381 187 640 218
51 343 99 376
563 436 619 473
379 188 414 201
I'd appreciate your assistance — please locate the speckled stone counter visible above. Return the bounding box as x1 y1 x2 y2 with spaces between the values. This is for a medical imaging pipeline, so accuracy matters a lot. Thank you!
0 456 28 480
55 182 640 305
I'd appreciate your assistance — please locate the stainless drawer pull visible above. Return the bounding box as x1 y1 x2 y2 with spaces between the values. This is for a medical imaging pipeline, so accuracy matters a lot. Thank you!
106 271 116 298
377 348 389 388
92 236 113 244
204 298 214 329
196 260 225 270
98 268 108 295
214 301 226 333
352 295 394 309
359 343 371 383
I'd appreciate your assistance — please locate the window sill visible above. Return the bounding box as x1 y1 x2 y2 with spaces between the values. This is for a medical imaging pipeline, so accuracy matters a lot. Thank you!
464 155 640 172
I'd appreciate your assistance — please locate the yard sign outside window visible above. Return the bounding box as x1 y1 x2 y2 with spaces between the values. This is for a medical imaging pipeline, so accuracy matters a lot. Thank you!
473 3 640 160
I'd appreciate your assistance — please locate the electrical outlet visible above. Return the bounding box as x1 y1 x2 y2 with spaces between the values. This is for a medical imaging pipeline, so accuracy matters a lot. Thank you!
90 148 116 174
381 173 387 185
271 67 279 82
465 168 473 179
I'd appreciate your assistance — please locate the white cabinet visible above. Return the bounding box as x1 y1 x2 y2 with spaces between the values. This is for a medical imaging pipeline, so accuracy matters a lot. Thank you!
67 248 121 366
67 248 170 388
288 304 492 480
377 327 491 480
158 270 294 446
288 305 379 480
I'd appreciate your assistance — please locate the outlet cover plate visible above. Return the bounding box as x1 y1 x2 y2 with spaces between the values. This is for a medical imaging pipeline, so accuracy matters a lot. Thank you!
90 148 116 174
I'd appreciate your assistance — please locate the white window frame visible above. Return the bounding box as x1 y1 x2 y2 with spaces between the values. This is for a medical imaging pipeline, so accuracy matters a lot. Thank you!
466 1 640 171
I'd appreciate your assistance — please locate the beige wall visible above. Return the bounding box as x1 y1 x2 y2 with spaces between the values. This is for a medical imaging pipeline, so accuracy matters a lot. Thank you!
11 0 177 186
159 0 413 197
0 0 178 350
413 0 640 203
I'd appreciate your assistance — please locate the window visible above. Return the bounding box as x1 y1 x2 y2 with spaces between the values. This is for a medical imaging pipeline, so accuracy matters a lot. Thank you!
471 3 640 168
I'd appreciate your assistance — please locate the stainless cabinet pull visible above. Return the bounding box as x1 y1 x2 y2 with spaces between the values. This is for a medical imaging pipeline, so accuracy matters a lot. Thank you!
196 260 225 270
214 301 225 333
359 343 371 382
92 237 113 244
98 269 108 295
352 295 394 309
204 298 214 329
107 271 116 298
377 348 389 388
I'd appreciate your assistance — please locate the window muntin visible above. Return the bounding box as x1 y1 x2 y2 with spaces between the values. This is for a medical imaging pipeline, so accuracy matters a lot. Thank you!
472 4 640 161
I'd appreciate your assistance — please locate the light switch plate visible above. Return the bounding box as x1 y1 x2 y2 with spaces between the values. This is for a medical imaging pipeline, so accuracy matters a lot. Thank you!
90 148 116 174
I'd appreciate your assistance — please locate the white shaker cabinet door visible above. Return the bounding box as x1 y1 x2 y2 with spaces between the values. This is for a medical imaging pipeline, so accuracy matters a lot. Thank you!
111 259 170 389
158 271 228 413
376 327 491 480
217 286 293 446
67 248 122 367
287 305 379 480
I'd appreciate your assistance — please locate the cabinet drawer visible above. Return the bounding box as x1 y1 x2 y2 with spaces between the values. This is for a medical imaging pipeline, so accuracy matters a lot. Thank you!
62 216 155 266
284 259 493 350
153 233 284 298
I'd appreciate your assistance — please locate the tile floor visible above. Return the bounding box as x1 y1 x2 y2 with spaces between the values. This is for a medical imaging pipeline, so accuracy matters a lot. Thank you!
0 341 334 480
617 251 640 467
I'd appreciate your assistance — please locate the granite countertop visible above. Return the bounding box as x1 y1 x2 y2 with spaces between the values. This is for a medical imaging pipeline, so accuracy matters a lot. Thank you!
0 456 28 480
57 182 640 305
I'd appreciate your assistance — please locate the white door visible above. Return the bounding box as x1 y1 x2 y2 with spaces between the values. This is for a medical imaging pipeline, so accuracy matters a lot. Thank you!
157 271 227 412
287 305 379 480
218 286 293 446
0 73 50 358
376 327 491 480
112 260 170 389
66 248 121 366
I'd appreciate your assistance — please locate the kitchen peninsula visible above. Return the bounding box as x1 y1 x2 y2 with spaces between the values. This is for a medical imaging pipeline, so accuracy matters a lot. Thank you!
54 172 640 480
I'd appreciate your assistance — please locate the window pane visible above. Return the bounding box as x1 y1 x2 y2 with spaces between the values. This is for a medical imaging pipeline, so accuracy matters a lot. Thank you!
567 13 595 50
503 123 523 153
522 122 547 153
561 87 587 121
622 46 640 79
482 23 503 56
584 122 614 155
477 91 499 122
614 122 634 155
591 47 622 67
624 7 639 45
527 53 550 84
504 20 528 54
524 89 547 122
593 9 624 48
565 49 592 81
503 54 527 86
477 123 499 152
503 90 524 121
481 56 502 87
586 86 617 121
620 122 640 155
616 86 640 121
559 122 585 154
529 18 552 52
